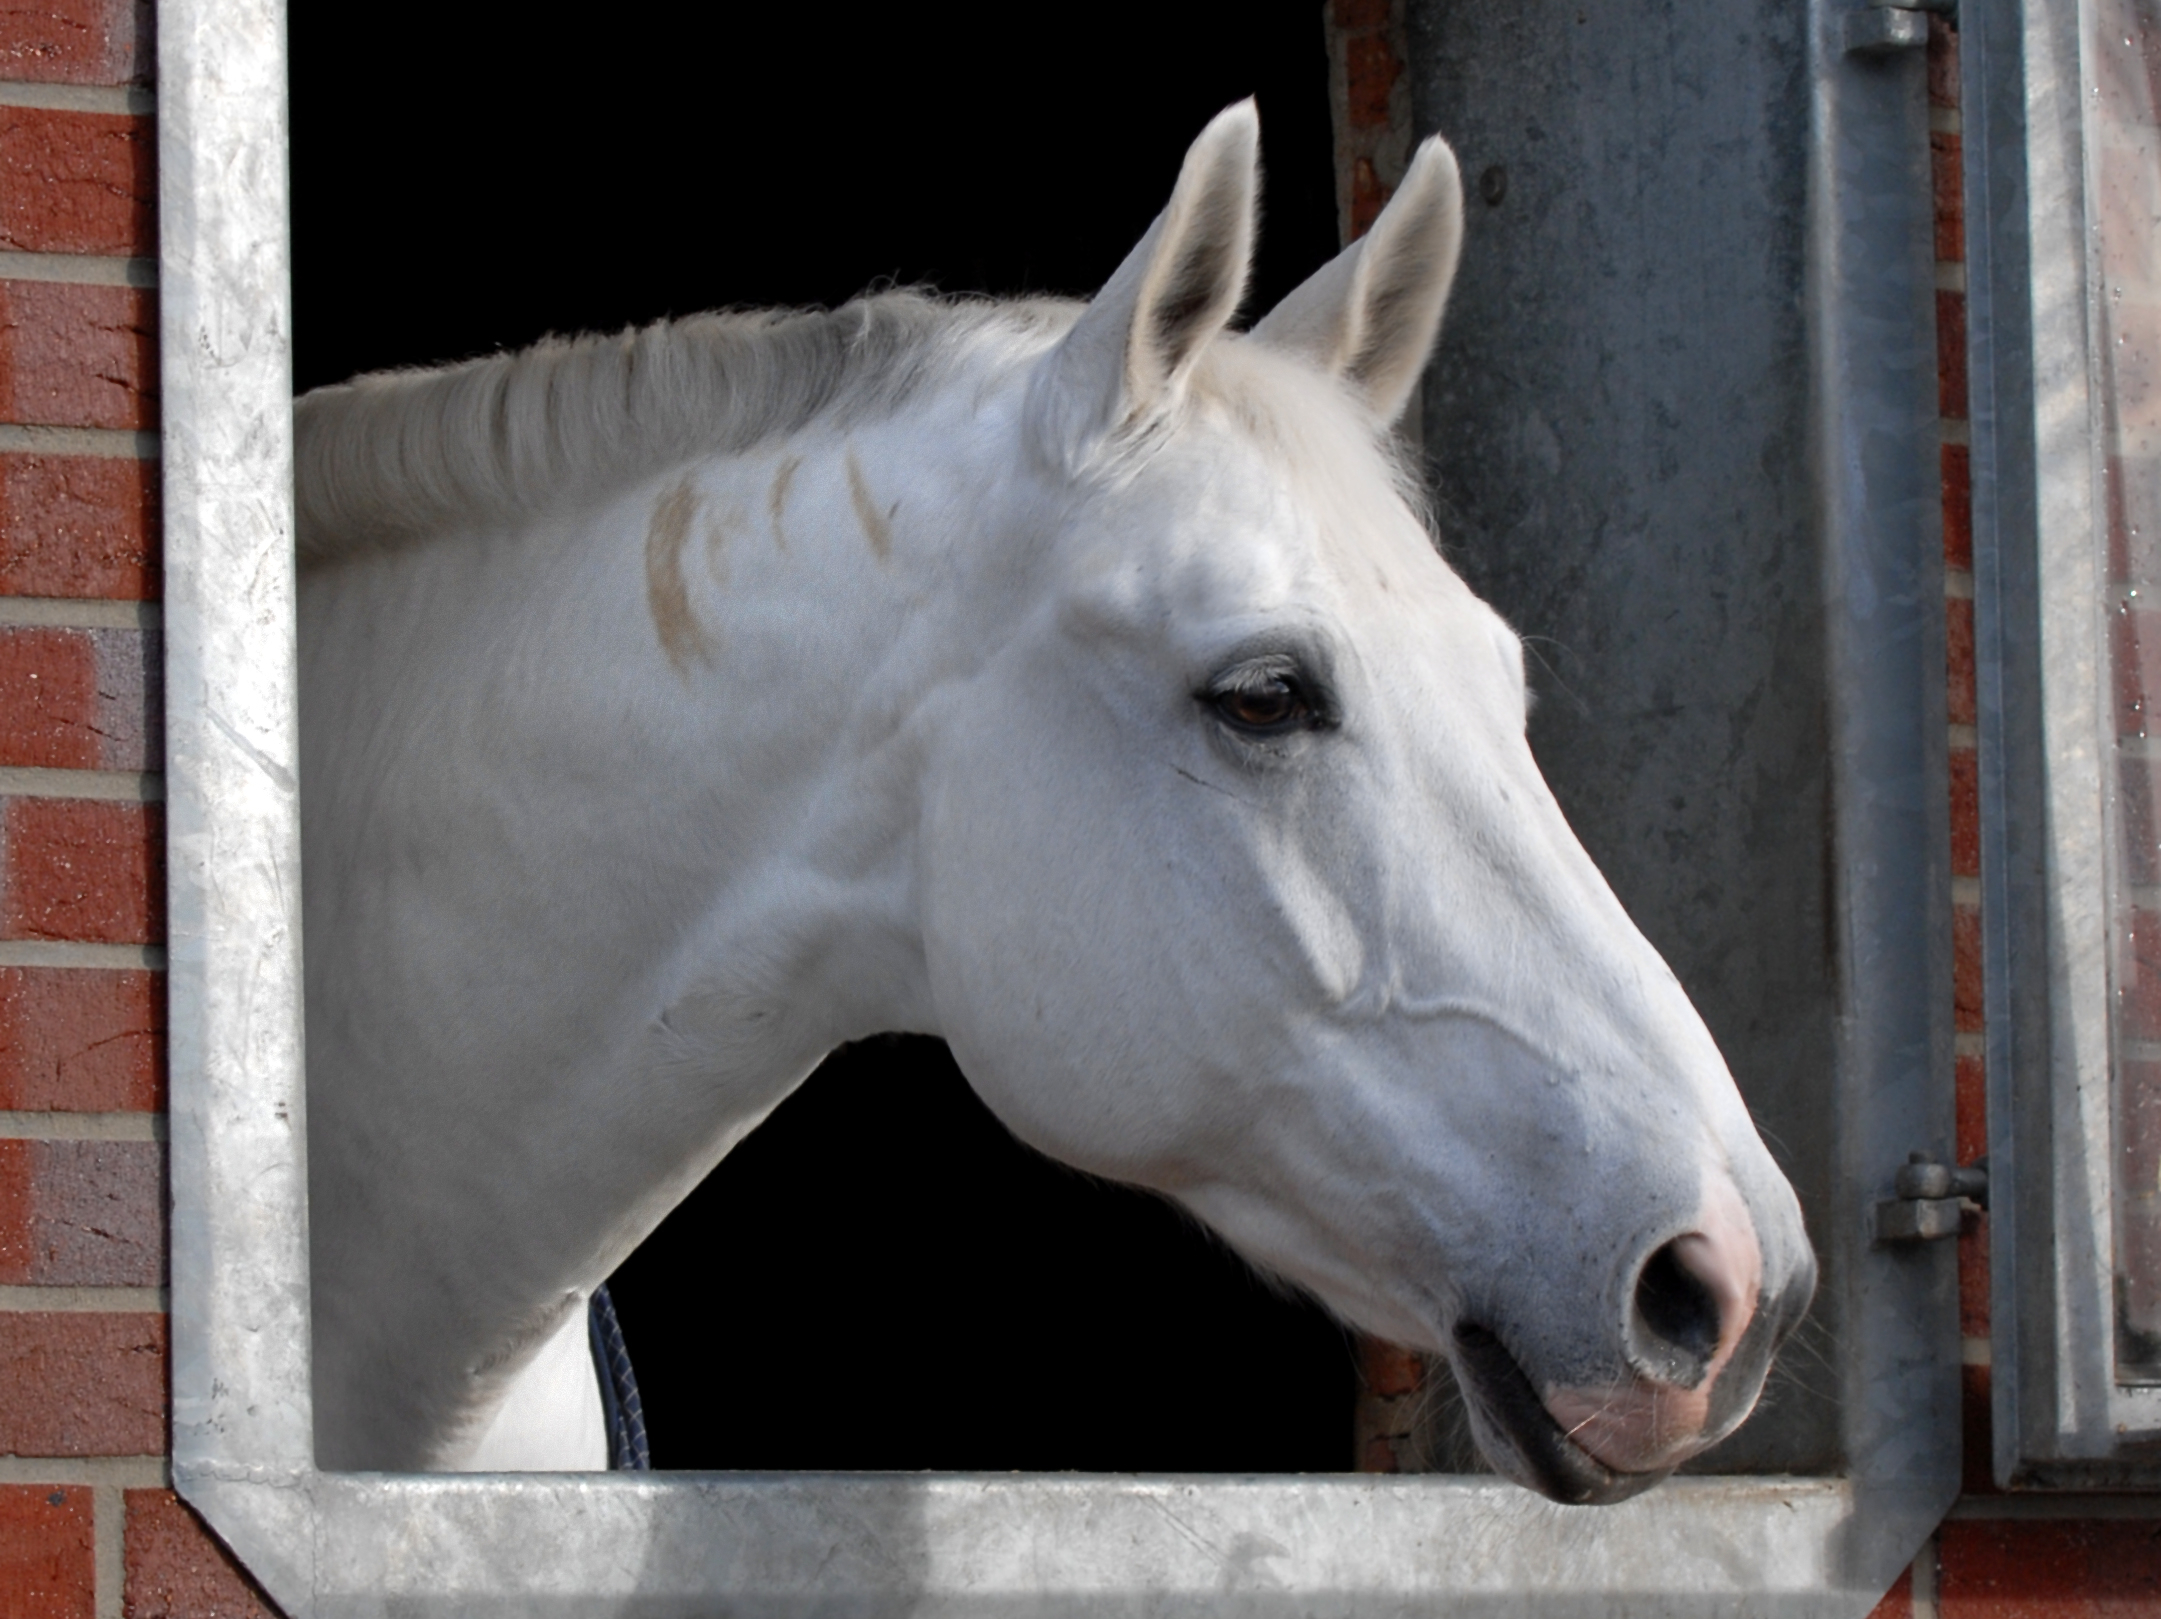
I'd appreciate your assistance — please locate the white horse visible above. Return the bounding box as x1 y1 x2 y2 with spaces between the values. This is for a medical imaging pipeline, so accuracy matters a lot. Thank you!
294 103 1815 1502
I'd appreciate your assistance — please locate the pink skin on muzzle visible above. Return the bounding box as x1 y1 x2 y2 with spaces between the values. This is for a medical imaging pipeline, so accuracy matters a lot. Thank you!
1541 1174 1766 1474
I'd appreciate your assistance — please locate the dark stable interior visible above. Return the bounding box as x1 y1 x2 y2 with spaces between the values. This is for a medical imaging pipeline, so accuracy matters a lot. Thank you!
289 3 1359 1470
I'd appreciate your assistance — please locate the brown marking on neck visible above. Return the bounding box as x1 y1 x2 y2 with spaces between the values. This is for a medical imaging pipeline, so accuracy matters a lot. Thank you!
704 502 739 589
767 454 801 550
845 448 894 562
646 477 713 673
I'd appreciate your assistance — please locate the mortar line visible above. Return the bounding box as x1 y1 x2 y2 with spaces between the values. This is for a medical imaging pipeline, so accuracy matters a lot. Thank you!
0 768 163 802
0 600 160 631
0 1285 167 1312
0 252 157 288
0 1456 167 1486
0 942 166 970
94 1483 124 1619
0 425 158 459
0 1112 164 1141
0 81 153 114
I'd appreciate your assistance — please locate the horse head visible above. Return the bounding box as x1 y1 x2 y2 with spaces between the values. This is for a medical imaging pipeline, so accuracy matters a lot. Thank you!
914 103 1816 1503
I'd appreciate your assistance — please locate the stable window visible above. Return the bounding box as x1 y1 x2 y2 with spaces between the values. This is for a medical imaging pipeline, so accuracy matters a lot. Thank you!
168 0 1975 1608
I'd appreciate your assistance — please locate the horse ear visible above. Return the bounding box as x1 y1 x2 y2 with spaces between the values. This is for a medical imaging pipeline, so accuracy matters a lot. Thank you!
1250 135 1464 426
1027 100 1259 467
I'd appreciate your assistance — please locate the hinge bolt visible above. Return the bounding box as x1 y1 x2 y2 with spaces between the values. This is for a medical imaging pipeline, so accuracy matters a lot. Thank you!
1875 1152 1988 1243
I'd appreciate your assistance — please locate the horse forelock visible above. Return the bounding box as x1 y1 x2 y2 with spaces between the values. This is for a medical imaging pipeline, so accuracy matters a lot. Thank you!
1171 338 1442 574
291 292 1081 566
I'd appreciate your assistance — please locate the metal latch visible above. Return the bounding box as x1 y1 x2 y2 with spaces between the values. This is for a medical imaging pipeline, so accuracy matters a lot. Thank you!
1875 1152 1988 1242
1846 0 1954 55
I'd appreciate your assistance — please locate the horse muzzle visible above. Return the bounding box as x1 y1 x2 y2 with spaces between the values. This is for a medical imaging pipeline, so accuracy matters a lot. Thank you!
1449 1171 1816 1500
1450 1321 1672 1505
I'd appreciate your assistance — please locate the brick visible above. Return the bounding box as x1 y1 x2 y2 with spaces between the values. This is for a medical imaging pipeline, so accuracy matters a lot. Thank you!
0 453 159 599
2122 1066 2161 1352
1961 1360 1997 1495
1345 33 1401 131
0 1311 163 1454
0 626 158 770
1350 156 1391 241
0 1138 162 1285
0 1483 93 1619
2100 296 2161 455
1357 1335 1424 1398
1931 130 1964 264
2122 1058 2161 1200
0 107 154 257
2122 752 2161 889
1940 1520 2161 1615
2114 607 2161 739
1943 443 1972 570
2097 11 2161 132
2108 450 2161 591
1938 290 1968 420
1956 1051 1987 1165
0 626 94 768
1867 1563 1913 1619
0 1150 20 1282
1927 12 1959 109
1947 595 1976 727
0 280 156 431
0 798 162 945
0 0 151 85
1954 902 1983 1032
1959 1206 1990 1339
1949 746 1978 877
123 1490 281 1619
2125 906 2161 1045
0 967 163 1111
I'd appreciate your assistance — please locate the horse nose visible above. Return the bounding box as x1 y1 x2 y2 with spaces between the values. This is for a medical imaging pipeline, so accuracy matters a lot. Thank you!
1630 1238 1722 1379
1543 1172 1783 1476
1624 1181 1764 1389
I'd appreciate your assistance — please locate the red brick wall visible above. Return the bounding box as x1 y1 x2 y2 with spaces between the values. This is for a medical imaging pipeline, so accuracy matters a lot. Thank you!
0 2 273 1614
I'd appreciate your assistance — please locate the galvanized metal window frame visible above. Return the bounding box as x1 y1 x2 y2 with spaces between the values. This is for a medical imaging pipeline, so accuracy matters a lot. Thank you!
163 0 1963 1610
1970 0 2161 1487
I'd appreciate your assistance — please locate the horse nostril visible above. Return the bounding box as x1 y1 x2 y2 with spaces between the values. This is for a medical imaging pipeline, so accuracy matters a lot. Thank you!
1632 1238 1722 1376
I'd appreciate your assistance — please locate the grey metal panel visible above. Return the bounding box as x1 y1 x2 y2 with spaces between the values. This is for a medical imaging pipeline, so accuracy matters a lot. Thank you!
196 1472 1865 1618
1971 0 2161 1485
158 0 1960 1607
1407 0 1956 1556
156 0 313 1488
1966 0 2067 1491
1810 20 1965 1556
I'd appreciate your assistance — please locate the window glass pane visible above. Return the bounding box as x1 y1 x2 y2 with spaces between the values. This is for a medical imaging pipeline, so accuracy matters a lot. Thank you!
2095 0 2161 1381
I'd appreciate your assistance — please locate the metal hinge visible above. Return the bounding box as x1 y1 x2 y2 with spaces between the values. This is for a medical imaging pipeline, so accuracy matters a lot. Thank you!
1846 0 1955 55
1875 1152 1989 1242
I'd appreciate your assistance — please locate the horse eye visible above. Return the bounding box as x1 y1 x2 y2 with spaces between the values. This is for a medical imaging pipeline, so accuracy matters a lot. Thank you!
1212 676 1313 734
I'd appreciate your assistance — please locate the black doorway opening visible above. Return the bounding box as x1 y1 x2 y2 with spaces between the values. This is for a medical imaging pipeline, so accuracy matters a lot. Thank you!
289 1 1356 1471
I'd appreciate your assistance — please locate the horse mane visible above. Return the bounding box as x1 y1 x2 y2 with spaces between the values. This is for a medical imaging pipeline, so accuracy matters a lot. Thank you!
292 290 1078 565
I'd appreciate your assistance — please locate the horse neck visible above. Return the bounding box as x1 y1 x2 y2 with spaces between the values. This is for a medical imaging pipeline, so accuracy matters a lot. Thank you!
626 416 1033 1022
301 380 1043 1466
